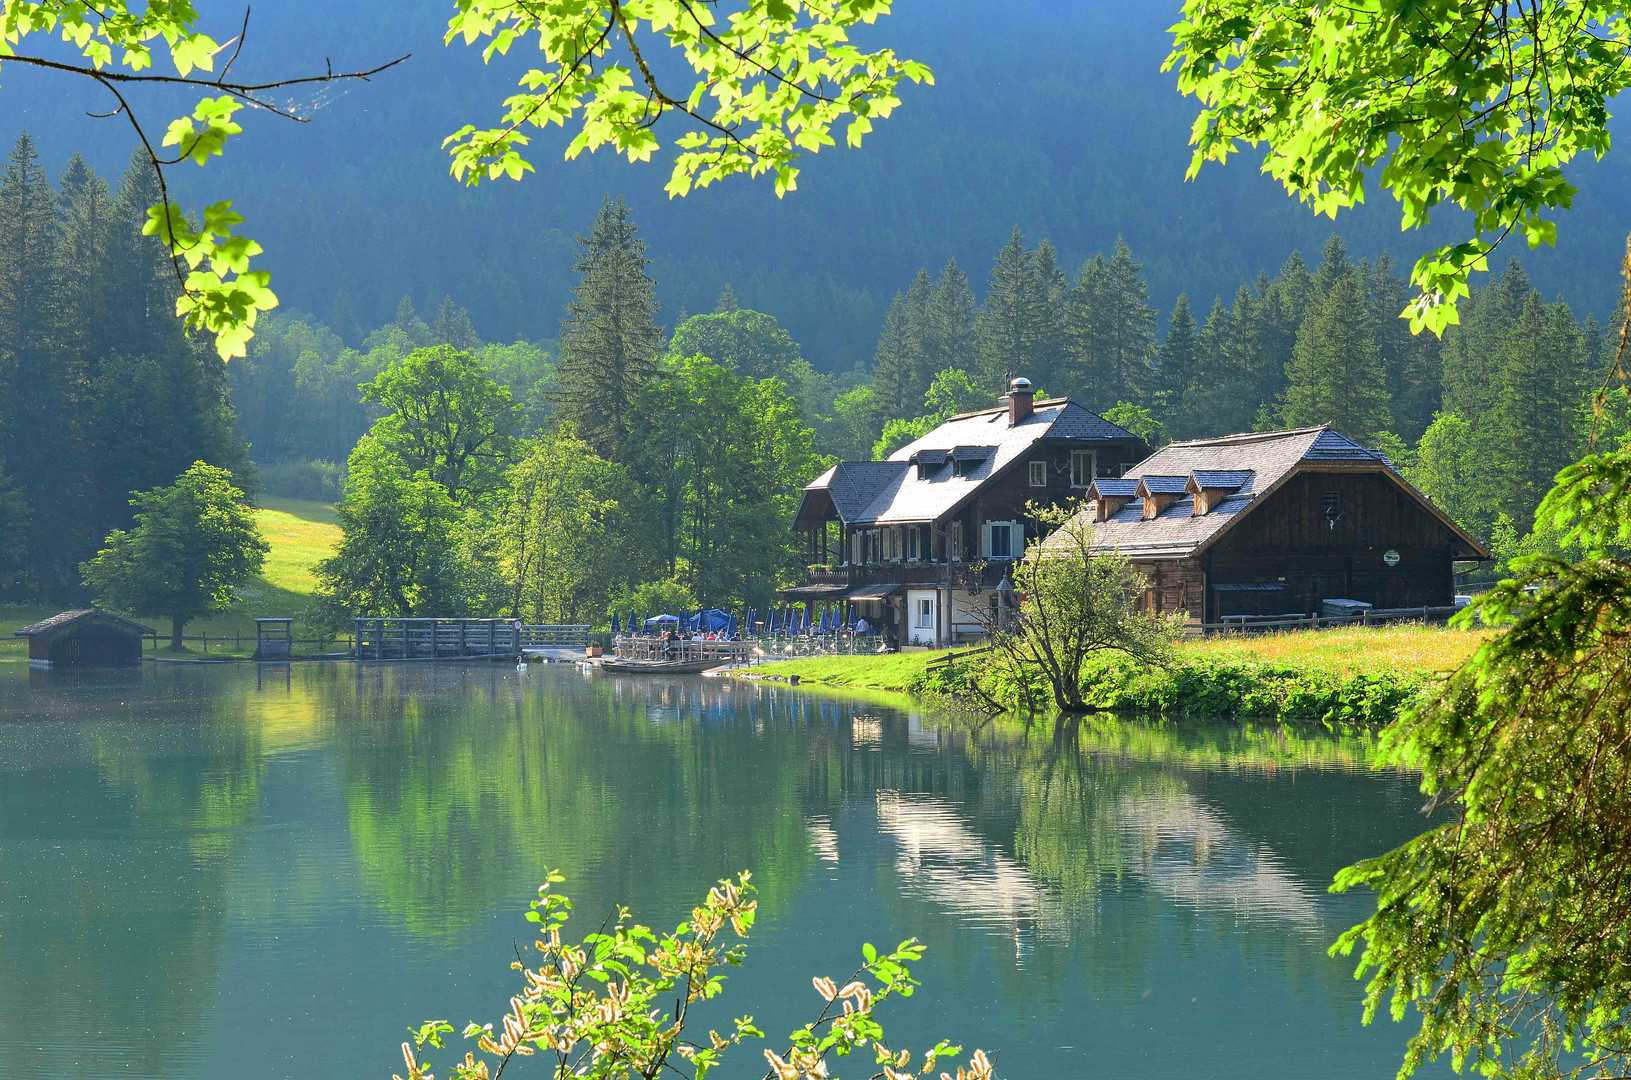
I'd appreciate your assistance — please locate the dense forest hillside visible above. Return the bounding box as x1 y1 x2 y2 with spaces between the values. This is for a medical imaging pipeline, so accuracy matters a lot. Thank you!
6 0 1629 368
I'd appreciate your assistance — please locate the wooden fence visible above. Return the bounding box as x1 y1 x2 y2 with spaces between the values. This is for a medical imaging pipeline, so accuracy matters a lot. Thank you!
142 632 348 657
1195 605 1462 636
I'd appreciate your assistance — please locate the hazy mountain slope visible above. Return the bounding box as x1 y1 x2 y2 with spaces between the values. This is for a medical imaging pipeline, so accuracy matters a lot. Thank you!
7 0 1626 367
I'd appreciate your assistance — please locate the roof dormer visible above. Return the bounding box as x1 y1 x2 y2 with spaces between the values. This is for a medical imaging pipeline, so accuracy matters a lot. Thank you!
1090 478 1139 521
1186 470 1255 516
1136 475 1189 519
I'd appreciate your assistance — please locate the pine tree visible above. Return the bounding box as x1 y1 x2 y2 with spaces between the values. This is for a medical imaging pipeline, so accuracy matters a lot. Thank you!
869 291 918 423
1063 253 1109 402
1026 239 1069 390
1484 293 1585 529
924 258 975 376
432 296 481 350
1098 238 1157 409
902 267 935 401
394 296 432 345
1366 252 1441 442
1442 260 1533 420
1283 270 1392 442
1175 296 1236 439
1273 250 1315 331
973 227 1032 393
554 195 663 459
55 152 114 375
1156 293 1196 424
714 283 739 313
0 131 80 597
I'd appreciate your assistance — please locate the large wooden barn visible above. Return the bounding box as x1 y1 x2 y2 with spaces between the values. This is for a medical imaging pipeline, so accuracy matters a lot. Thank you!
1060 426 1490 624
13 609 153 667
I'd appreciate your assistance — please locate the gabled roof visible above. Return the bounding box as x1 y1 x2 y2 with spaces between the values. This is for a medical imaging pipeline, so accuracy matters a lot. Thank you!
1090 478 1140 498
14 608 156 638
794 398 1146 529
1137 475 1191 496
1048 425 1489 560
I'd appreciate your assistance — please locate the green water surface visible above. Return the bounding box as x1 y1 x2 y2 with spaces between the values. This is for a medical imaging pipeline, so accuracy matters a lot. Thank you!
0 663 1435 1078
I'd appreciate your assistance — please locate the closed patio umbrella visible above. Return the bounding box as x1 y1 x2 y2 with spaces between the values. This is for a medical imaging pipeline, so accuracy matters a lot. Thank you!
609 613 620 635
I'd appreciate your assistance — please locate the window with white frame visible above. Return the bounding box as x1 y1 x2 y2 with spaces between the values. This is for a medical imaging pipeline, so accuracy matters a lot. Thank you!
1028 460 1047 487
983 521 1023 560
915 597 935 628
1070 449 1096 488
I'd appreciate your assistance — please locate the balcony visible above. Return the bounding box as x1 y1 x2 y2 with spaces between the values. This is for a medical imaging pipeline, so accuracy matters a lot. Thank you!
792 560 1015 595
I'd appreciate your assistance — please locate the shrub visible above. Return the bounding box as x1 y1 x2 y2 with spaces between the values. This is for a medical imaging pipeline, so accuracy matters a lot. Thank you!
395 871 993 1080
260 458 345 502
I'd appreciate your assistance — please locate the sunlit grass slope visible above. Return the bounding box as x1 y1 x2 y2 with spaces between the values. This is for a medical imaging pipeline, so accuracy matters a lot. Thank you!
1186 623 1486 677
0 496 341 659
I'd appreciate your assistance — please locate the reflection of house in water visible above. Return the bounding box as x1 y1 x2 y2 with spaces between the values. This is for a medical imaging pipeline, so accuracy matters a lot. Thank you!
805 817 841 865
875 787 1325 957
1117 793 1322 927
876 792 1070 959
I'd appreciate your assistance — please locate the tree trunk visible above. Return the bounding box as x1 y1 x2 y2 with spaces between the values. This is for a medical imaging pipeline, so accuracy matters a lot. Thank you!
171 618 185 650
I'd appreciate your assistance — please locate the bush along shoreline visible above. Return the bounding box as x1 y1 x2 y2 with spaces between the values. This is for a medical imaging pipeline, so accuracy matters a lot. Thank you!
908 651 1432 726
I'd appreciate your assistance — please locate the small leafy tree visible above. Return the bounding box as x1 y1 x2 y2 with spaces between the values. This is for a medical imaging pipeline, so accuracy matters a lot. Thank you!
313 437 472 627
81 461 268 649
1101 402 1164 448
1331 443 1631 1080
361 345 519 506
982 504 1177 713
396 871 991 1080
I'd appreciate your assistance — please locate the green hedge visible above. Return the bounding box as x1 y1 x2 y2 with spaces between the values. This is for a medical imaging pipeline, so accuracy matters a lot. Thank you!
909 652 1428 725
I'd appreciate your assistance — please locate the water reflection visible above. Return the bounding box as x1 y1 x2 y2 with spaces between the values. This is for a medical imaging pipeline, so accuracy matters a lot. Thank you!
0 664 1434 1080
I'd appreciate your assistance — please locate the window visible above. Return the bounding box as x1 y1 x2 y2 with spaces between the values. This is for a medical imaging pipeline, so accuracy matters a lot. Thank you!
916 598 934 628
1070 449 1096 488
984 521 1022 560
1029 460 1047 487
1323 490 1342 528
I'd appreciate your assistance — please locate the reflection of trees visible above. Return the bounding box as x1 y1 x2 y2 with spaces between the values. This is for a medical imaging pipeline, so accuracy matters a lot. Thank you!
329 669 846 936
0 669 265 1078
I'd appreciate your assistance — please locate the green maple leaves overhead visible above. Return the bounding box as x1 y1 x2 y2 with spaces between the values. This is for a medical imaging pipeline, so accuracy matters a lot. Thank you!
1 3 279 360
443 0 932 198
1166 1 1631 335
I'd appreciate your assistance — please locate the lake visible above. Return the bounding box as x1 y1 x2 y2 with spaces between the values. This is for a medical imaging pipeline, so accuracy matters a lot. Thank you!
0 663 1435 1079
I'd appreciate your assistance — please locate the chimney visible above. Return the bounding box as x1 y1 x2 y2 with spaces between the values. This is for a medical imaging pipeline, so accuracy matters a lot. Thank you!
1007 377 1034 425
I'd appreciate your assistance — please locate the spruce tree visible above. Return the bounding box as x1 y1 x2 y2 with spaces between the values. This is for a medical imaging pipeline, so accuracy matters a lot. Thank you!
1283 269 1392 442
714 283 739 313
432 296 481 350
0 131 81 597
1063 253 1109 402
902 267 935 400
1175 296 1236 439
869 291 918 423
973 227 1032 393
1442 260 1533 420
1366 252 1442 442
925 258 975 376
1026 239 1070 390
554 195 663 459
1156 293 1197 424
1484 294 1584 529
1099 238 1157 409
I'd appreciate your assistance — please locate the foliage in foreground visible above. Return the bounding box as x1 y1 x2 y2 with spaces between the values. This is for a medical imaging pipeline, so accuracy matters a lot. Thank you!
1330 445 1631 1080
397 871 990 1080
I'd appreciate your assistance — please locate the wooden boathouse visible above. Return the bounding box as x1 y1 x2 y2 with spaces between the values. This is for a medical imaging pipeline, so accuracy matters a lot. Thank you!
14 609 153 667
1057 426 1490 624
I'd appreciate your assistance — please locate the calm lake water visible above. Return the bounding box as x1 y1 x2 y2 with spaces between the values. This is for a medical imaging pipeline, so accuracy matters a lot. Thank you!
0 663 1437 1079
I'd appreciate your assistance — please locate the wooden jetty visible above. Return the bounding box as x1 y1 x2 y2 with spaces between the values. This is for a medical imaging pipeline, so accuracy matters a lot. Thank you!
602 636 751 674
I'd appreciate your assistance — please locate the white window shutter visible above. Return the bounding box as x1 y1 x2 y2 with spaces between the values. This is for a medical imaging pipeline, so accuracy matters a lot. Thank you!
981 522 992 558
1011 523 1026 559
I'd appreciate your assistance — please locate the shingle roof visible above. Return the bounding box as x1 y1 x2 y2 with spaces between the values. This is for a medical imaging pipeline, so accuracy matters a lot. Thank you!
1090 478 1140 497
1138 475 1191 495
1049 425 1485 559
794 398 1146 529
14 608 156 637
1190 470 1255 491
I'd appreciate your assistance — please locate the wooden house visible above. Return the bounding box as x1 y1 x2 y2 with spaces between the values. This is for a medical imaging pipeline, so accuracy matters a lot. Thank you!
14 609 153 666
786 378 1150 646
1055 426 1490 624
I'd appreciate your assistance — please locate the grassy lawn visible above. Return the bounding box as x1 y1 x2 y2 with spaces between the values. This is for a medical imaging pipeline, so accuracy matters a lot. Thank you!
749 623 1487 693
0 496 342 660
750 650 960 692
1184 622 1487 676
